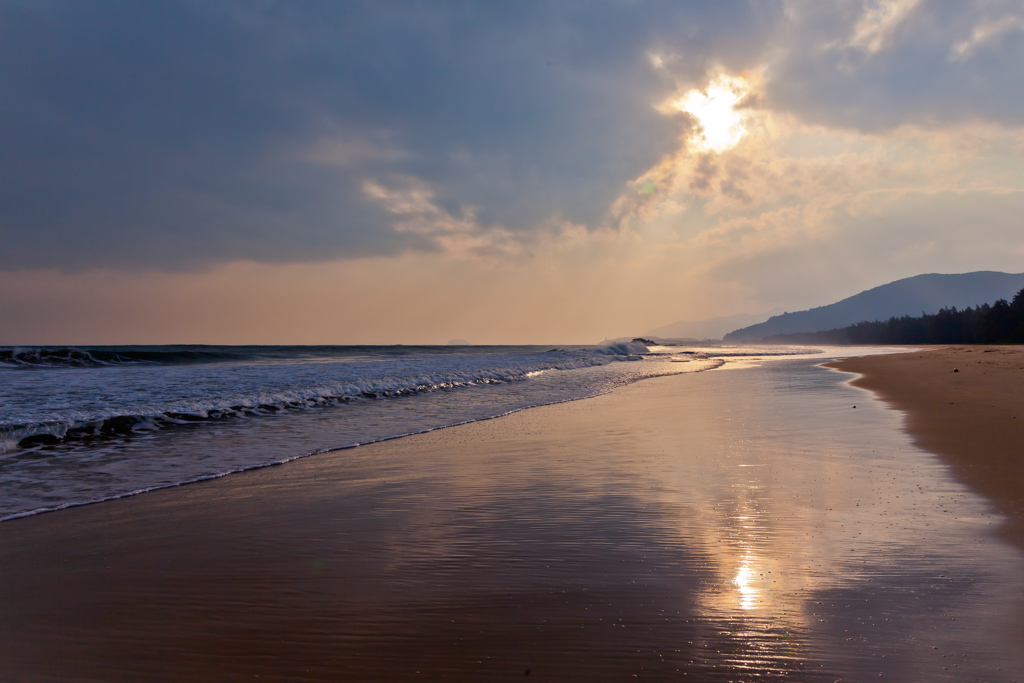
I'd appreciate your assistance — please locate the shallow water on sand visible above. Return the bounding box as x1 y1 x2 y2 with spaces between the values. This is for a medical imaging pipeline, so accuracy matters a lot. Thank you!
2 358 1023 681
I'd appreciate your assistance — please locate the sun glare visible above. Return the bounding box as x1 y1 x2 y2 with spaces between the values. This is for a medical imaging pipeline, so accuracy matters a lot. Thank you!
733 559 759 610
673 75 749 153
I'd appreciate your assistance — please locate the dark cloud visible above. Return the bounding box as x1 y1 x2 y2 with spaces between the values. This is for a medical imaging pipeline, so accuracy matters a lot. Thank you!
0 0 772 269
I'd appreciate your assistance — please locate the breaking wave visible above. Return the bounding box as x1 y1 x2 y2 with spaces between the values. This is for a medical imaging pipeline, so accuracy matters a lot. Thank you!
1 343 649 451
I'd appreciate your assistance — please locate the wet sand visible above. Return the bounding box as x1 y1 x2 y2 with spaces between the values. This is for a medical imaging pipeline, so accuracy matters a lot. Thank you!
2 358 1023 681
827 346 1024 546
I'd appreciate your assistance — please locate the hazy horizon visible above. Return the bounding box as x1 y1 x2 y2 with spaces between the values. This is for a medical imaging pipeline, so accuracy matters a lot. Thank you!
3 1 1023 345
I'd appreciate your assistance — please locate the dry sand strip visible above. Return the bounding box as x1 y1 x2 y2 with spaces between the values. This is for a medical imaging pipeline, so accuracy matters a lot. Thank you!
827 346 1024 547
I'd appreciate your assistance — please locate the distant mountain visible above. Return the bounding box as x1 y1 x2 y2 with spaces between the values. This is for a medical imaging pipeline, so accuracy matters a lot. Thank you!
724 271 1024 342
646 310 784 341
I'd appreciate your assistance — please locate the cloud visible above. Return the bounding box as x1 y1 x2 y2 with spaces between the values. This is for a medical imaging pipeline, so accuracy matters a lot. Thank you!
3 1 1024 342
0 1 774 270
950 13 1024 60
846 0 922 54
7 0 1019 272
361 177 520 258
766 0 1024 130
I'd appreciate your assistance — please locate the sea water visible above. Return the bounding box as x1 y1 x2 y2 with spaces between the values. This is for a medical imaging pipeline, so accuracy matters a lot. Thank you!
0 342 821 520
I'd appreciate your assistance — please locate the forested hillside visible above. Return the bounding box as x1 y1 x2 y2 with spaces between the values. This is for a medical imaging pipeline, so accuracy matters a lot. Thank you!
763 289 1024 345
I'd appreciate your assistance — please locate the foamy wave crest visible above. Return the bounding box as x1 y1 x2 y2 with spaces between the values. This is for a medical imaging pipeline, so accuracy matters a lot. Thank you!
0 346 255 368
1 347 128 367
2 348 646 451
595 341 649 356
1 343 655 370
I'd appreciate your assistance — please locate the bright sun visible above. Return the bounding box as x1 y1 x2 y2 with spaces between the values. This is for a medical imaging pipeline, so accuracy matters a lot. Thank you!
672 75 749 153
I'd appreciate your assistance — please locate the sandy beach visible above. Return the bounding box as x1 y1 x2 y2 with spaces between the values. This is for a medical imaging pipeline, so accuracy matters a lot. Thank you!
3 355 1023 681
828 346 1024 546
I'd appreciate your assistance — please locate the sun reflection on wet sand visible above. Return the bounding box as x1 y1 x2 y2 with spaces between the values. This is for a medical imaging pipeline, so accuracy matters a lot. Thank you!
640 359 1024 679
733 557 759 609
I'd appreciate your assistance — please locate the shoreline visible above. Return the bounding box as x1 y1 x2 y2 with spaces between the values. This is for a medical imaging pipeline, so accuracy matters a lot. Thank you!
4 356 1023 680
827 345 1024 546
0 360 727 524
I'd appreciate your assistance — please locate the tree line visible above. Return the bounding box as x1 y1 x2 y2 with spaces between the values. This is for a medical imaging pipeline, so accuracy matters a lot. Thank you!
763 288 1024 345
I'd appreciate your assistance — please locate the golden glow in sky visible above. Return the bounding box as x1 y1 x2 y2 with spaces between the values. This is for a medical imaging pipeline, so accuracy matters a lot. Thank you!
672 74 750 152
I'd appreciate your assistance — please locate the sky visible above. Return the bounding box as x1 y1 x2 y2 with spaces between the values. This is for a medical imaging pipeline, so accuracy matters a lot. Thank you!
2 0 1023 344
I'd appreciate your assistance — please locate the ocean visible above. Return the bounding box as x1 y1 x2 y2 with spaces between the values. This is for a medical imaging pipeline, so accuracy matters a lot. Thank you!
1 342 815 520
